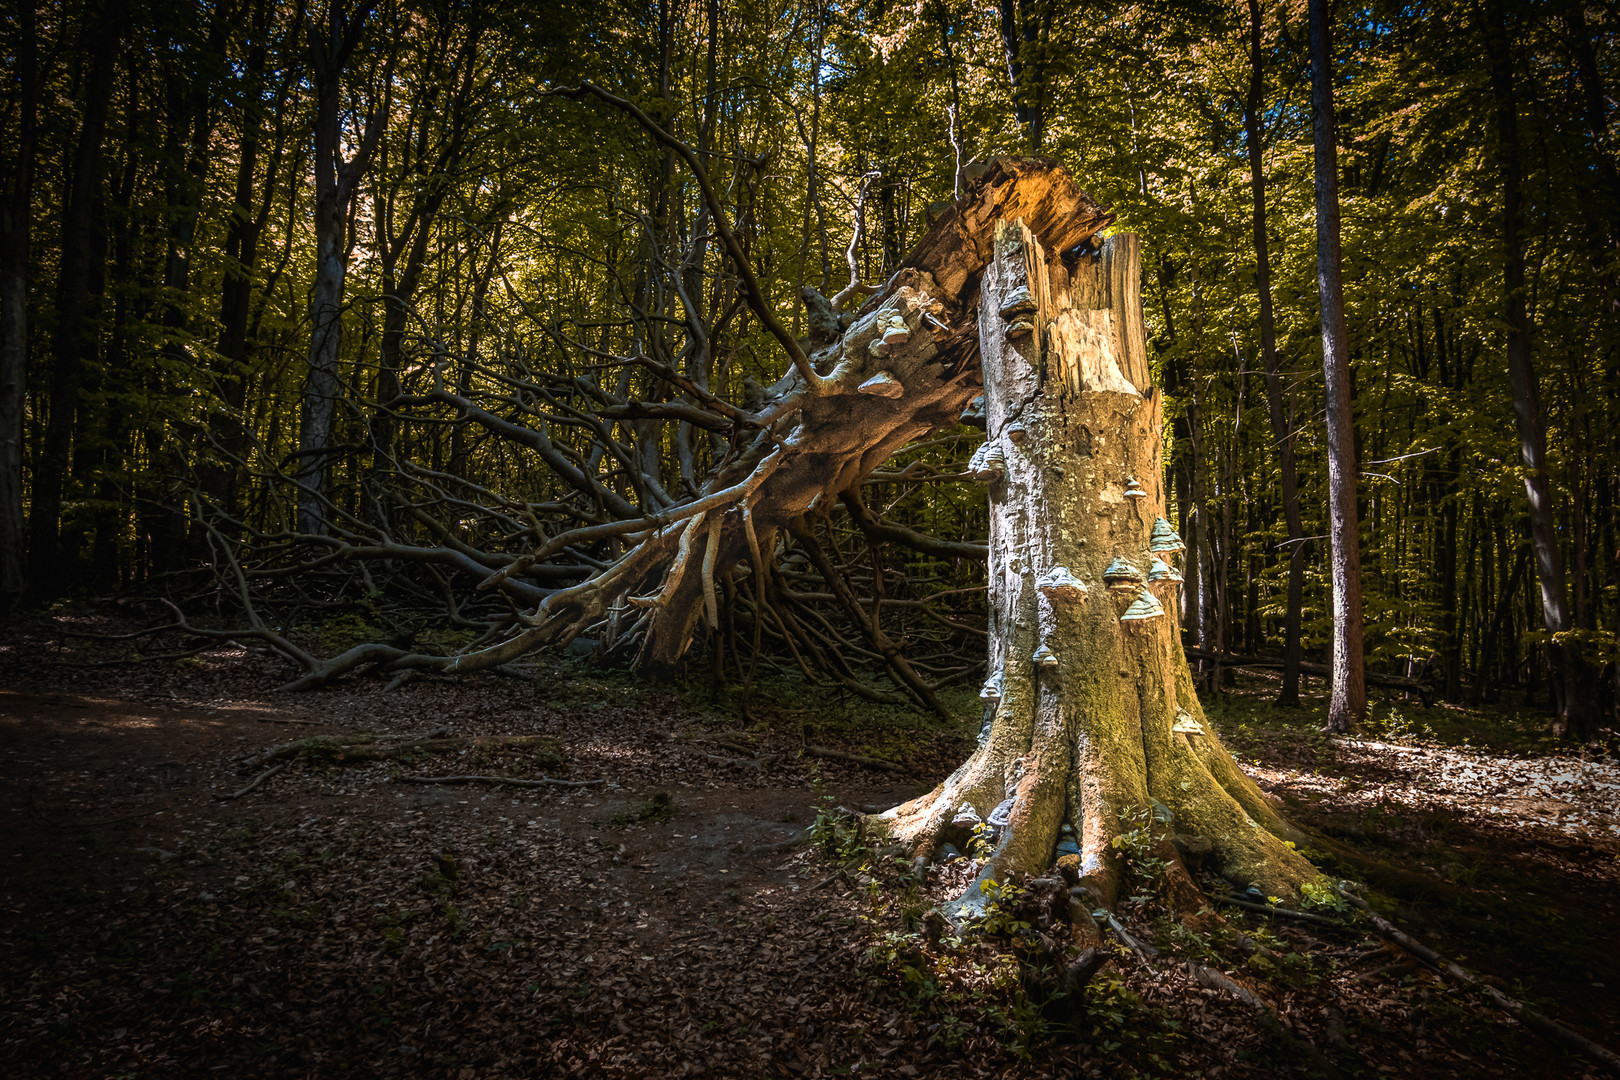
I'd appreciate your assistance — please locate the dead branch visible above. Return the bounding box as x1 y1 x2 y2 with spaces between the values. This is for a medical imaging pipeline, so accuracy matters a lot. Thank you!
218 762 288 800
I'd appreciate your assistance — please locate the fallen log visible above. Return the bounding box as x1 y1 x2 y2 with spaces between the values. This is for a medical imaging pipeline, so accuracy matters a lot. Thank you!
1184 647 1435 703
1336 884 1620 1076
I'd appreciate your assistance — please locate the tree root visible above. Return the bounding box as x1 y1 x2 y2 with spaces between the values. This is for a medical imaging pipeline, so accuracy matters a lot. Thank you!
802 744 904 773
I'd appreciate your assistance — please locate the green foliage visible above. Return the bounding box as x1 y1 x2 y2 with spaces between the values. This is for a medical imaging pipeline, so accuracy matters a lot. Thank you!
1110 806 1169 887
8 0 1616 733
1298 878 1357 920
806 763 867 862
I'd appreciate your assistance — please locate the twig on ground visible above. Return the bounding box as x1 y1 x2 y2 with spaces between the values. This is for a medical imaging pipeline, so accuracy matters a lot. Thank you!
218 762 287 800
392 774 603 788
1215 893 1347 927
1104 913 1159 964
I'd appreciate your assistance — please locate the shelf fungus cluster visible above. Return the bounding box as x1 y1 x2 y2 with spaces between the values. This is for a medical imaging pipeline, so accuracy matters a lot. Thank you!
978 669 1005 708
1119 587 1166 623
1103 556 1143 592
1148 557 1183 584
967 441 1007 481
1149 516 1185 555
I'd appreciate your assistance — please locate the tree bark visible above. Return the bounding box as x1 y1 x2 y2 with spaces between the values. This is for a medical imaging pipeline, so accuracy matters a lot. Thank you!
300 0 381 534
875 217 1318 915
1309 0 1366 732
1245 0 1306 706
1482 0 1601 739
0 0 38 614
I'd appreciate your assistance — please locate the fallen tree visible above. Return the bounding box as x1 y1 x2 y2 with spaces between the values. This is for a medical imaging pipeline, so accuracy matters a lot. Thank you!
199 153 1109 712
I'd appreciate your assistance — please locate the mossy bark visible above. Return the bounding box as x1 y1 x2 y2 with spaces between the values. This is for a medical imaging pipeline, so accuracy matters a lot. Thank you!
874 220 1317 914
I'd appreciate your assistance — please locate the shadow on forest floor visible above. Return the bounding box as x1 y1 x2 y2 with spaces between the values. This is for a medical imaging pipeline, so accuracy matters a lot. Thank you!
1 609 1617 1078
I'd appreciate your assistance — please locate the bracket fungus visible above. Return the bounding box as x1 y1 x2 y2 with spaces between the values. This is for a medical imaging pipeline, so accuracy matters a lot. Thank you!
1004 420 1029 444
1036 566 1088 602
1123 476 1148 500
979 669 1005 706
967 442 1007 481
1102 556 1143 591
1032 643 1059 669
1119 587 1166 623
1171 709 1205 734
857 371 904 398
1149 517 1186 555
1147 557 1183 584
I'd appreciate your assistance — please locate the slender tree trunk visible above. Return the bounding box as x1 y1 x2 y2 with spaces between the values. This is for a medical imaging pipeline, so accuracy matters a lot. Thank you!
1245 0 1306 705
210 0 272 518
1309 0 1366 731
0 1 38 614
31 5 120 595
1482 0 1600 739
300 0 380 534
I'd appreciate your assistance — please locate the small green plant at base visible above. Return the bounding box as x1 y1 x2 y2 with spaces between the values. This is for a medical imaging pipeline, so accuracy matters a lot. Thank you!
1298 877 1356 919
1111 806 1168 884
807 762 867 860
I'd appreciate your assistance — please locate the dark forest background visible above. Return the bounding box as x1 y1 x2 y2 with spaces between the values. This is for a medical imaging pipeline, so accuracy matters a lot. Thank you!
1 0 1615 728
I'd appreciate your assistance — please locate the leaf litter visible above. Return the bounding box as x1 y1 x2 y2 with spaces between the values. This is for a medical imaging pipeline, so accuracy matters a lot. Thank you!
2 615 1617 1078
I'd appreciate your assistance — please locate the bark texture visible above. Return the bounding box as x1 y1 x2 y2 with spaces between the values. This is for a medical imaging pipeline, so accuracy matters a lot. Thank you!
1245 0 1306 707
874 219 1317 914
1310 0 1367 733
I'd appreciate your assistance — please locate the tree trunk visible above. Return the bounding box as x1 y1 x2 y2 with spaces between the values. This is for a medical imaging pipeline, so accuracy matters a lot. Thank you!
0 0 38 614
208 0 272 519
1482 0 1601 740
1245 0 1306 706
874 218 1318 915
31 5 119 596
1309 0 1366 732
300 1 380 535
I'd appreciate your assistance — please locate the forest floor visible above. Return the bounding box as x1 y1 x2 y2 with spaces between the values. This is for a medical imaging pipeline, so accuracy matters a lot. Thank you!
2 608 1619 1079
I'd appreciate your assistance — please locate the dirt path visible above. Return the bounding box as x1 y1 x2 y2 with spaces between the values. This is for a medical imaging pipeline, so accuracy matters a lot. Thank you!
3 625 1618 1078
